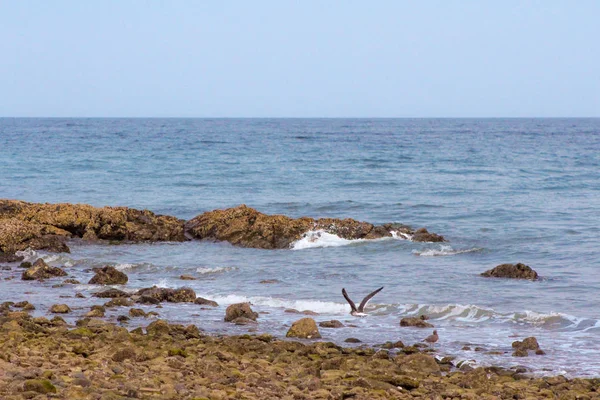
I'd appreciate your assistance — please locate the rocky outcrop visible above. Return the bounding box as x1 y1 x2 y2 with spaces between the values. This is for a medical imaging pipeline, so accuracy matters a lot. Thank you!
135 286 197 303
286 318 321 339
21 259 67 281
0 200 186 255
224 303 258 322
88 266 128 285
94 288 130 298
481 263 539 280
512 336 545 357
400 317 434 328
195 297 218 307
184 205 445 249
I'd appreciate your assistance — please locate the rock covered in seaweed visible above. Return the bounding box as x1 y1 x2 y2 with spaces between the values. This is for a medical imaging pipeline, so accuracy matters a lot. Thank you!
224 303 258 322
481 263 539 280
184 205 445 249
135 286 196 303
88 266 128 285
0 199 187 255
286 317 322 339
21 258 68 281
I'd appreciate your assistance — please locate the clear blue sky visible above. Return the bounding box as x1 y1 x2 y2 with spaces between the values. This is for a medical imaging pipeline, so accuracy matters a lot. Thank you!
1 1 599 117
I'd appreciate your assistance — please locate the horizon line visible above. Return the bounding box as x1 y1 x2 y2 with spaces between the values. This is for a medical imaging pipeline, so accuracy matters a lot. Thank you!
1 116 599 119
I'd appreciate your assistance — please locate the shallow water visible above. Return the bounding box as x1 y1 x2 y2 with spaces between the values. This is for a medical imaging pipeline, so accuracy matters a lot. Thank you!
1 118 599 376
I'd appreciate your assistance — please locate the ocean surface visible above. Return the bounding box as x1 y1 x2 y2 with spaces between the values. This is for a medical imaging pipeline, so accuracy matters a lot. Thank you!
1 118 599 376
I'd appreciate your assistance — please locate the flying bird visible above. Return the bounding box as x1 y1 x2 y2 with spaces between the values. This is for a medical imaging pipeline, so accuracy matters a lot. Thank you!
342 287 383 317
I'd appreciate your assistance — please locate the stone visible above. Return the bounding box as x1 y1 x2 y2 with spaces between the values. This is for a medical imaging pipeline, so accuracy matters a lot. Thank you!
14 301 35 311
286 318 322 339
50 304 71 313
344 337 361 343
88 266 128 285
397 353 441 376
179 274 197 280
136 286 196 303
94 288 130 298
21 258 67 281
129 308 147 318
224 303 258 322
481 263 539 280
411 228 446 242
233 317 258 325
105 298 134 308
146 320 171 336
195 297 218 307
319 320 344 328
400 317 434 328
512 336 543 357
63 279 81 284
23 379 57 394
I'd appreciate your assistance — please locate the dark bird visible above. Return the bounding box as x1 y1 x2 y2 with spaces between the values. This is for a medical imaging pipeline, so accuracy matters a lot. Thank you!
423 330 439 344
342 287 383 317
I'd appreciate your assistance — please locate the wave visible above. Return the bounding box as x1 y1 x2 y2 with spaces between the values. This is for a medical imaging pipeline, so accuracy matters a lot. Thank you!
196 266 237 274
207 294 349 314
412 245 483 257
291 229 411 250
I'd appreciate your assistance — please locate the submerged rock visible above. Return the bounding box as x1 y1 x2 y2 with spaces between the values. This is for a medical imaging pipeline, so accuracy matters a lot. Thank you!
94 288 130 298
224 303 258 322
481 263 539 280
21 258 67 281
512 336 544 357
184 205 444 249
319 320 345 328
400 317 434 328
88 265 128 285
195 297 218 307
135 286 196 303
286 317 321 339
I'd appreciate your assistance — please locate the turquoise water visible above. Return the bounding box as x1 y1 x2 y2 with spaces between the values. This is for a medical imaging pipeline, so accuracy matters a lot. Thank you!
1 118 600 376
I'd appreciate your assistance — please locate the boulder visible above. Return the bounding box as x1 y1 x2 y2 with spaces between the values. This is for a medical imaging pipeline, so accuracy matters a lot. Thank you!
512 336 544 357
129 308 147 318
481 263 538 280
224 303 258 322
50 304 71 314
104 298 134 307
411 228 446 243
397 353 441 376
21 259 67 281
400 317 434 328
195 297 218 307
319 320 344 328
286 317 321 339
184 205 444 249
135 286 197 303
88 266 128 285
94 288 130 298
0 252 24 263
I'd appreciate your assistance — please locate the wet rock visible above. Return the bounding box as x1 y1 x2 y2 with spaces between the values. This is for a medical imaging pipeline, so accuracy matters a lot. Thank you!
94 288 130 298
21 258 67 281
0 199 186 246
146 320 171 336
260 279 280 284
129 308 147 318
344 337 361 343
512 336 544 357
117 315 130 323
481 263 539 280
86 306 105 318
0 265 11 270
0 252 24 263
25 234 70 253
88 266 128 285
63 278 81 284
319 320 344 328
50 304 71 313
184 205 444 249
284 308 300 314
224 303 258 322
380 340 405 349
301 310 319 316
286 317 321 339
195 297 218 307
400 317 434 328
179 274 197 280
233 317 258 325
14 301 35 311
411 228 446 242
397 353 441 376
136 286 196 303
75 292 86 298
104 297 133 308
19 261 32 269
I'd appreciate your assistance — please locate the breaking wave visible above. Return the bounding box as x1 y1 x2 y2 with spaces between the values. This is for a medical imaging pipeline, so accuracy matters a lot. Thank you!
291 229 411 250
412 245 483 256
196 266 237 274
207 294 349 314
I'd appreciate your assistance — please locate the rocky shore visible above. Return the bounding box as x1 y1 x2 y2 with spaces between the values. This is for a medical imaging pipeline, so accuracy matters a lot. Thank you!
1 310 599 400
0 200 445 256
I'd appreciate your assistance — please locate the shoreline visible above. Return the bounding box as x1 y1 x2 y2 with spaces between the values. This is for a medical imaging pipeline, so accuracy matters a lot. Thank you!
1 311 599 399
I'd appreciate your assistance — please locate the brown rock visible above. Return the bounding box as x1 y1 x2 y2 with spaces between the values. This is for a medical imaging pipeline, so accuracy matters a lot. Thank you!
88 266 128 285
400 317 434 328
194 297 218 307
14 301 35 311
21 259 67 281
49 304 71 313
224 303 258 322
129 308 147 318
286 317 322 339
104 298 134 307
344 337 361 343
146 320 171 336
319 320 345 328
411 228 446 242
232 317 258 325
136 286 196 303
481 263 539 280
94 288 130 298
397 353 441 376
179 274 197 280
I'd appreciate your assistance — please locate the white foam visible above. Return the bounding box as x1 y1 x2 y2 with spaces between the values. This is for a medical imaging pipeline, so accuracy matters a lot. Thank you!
15 248 39 261
290 230 359 250
207 294 349 314
196 266 236 274
391 230 412 240
412 245 483 256
114 263 136 271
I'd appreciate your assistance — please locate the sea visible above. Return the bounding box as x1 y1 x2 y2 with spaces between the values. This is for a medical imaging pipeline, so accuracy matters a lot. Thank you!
1 118 599 377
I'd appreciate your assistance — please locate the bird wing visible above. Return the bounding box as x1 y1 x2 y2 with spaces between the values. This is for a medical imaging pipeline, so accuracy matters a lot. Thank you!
358 286 384 312
341 288 358 312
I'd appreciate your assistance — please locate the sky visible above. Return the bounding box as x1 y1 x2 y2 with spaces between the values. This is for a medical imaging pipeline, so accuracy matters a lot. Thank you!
1 1 599 118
